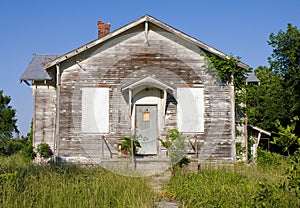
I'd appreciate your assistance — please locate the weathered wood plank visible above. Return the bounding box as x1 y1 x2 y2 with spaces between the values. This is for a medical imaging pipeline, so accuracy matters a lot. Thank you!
34 24 237 163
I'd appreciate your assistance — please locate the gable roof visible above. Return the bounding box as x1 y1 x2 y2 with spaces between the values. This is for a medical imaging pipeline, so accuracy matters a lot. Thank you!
122 76 175 93
43 14 249 70
20 54 60 82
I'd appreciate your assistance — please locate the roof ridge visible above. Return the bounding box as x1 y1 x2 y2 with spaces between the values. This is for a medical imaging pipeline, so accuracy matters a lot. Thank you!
42 15 249 70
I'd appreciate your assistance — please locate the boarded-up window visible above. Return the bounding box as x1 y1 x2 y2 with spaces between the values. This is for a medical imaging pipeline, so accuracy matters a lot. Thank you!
81 88 109 133
143 112 150 121
177 87 204 132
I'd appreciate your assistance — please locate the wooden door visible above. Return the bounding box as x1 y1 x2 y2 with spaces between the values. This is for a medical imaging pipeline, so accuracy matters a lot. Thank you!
135 105 157 155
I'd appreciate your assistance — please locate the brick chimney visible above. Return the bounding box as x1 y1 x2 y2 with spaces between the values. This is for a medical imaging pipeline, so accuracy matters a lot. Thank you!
97 21 110 38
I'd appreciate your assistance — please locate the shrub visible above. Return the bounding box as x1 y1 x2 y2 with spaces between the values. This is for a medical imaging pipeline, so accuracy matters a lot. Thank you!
37 143 53 159
257 149 285 170
157 129 190 174
0 138 26 156
281 153 300 199
22 143 36 160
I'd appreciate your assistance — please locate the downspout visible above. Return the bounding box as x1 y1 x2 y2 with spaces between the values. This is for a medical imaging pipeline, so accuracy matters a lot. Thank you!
55 64 61 163
244 82 249 162
244 107 248 162
231 80 236 163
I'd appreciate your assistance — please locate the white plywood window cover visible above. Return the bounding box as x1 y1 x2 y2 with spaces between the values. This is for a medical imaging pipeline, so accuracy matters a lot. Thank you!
81 88 109 133
177 88 204 133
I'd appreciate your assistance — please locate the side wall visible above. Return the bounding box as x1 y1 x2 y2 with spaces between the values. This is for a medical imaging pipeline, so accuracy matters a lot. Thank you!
32 84 56 152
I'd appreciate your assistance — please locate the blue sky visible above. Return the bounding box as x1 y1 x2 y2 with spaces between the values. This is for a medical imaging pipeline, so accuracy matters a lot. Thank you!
0 0 299 136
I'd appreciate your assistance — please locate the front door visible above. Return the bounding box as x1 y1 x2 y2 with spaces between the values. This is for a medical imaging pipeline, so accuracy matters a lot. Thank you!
135 105 157 155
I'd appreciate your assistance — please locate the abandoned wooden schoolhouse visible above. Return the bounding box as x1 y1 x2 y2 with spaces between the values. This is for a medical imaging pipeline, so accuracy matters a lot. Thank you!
20 15 254 168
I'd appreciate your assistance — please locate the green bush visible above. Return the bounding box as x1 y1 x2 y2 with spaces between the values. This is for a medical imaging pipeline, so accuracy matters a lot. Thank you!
257 149 286 170
5 139 24 155
158 129 190 174
282 153 300 199
37 143 53 159
22 143 36 160
0 138 27 156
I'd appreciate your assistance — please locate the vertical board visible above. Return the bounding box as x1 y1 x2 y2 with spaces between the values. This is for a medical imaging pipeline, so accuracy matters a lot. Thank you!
81 88 109 133
177 87 204 132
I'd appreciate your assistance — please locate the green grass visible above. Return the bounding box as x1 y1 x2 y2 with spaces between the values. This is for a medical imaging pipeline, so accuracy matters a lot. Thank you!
1 151 299 208
0 154 156 208
166 151 300 208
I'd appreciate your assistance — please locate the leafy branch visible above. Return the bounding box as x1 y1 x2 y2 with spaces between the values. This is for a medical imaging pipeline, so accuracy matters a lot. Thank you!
272 116 299 155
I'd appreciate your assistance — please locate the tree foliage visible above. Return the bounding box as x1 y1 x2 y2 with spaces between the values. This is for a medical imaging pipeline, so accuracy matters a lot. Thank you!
268 24 300 82
0 90 18 139
246 24 300 154
272 116 299 155
0 119 35 159
246 66 288 131
0 90 35 159
268 24 300 129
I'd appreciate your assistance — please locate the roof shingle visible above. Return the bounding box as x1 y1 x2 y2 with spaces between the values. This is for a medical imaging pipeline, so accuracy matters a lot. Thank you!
20 54 60 82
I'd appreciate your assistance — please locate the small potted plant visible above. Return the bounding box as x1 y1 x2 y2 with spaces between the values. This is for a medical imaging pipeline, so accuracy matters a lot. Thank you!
118 136 141 156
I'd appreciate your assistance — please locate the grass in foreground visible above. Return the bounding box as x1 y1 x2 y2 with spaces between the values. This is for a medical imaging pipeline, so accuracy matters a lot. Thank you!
167 150 299 207
1 150 299 208
0 154 156 208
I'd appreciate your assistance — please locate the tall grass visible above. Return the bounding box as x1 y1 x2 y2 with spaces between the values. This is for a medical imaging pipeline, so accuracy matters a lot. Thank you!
0 154 156 208
167 150 299 207
2 151 299 207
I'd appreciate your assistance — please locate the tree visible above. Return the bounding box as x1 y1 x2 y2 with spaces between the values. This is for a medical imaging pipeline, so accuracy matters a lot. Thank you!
0 90 18 140
21 120 36 160
268 24 300 130
246 66 288 131
247 24 300 132
246 24 300 154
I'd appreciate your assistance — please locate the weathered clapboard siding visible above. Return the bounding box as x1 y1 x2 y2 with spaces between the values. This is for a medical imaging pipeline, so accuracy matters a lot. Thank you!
54 22 236 163
32 84 56 151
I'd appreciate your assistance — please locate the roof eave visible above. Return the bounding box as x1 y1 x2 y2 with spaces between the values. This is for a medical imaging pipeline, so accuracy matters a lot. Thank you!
43 15 149 69
147 15 249 70
20 78 52 82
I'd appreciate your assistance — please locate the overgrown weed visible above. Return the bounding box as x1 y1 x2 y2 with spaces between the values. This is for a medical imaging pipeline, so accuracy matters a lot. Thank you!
167 150 299 207
0 154 156 208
